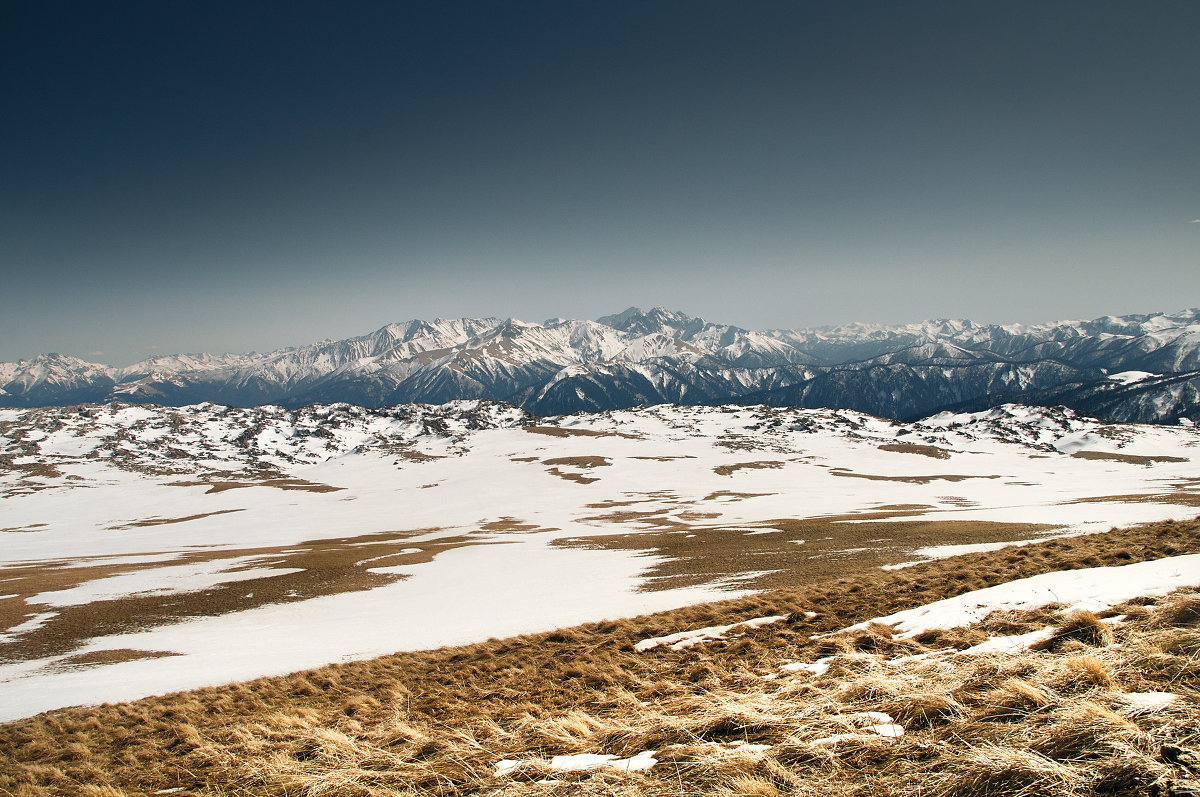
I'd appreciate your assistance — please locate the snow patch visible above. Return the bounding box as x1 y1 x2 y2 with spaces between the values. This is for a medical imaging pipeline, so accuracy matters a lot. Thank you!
634 615 786 652
1108 371 1159 384
845 554 1200 639
495 750 658 776
1121 692 1178 712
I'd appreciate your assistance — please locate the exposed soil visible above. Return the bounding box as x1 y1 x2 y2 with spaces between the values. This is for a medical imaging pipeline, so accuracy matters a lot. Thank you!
1069 491 1200 506
526 426 628 439
713 461 786 476
45 648 182 672
702 490 773 501
830 468 1001 484
546 467 601 484
480 518 548 534
1070 450 1191 465
106 509 245 529
542 456 611 468
165 477 344 494
878 442 951 459
557 514 1061 591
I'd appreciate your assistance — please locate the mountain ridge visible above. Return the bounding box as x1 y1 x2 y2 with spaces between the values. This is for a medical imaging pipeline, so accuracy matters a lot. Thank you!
4 307 1199 423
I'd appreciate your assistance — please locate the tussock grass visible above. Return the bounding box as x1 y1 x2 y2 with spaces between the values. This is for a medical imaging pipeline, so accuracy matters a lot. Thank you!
2 517 1200 796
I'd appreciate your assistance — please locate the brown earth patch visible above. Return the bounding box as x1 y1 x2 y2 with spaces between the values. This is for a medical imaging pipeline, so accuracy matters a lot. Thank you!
630 455 691 461
4 461 63 480
830 469 999 484
0 529 488 664
676 511 722 521
556 514 1060 592
480 518 544 534
585 498 653 509
1067 491 1200 507
1 523 49 533
526 426 637 439
702 491 772 502
542 456 611 468
0 459 67 497
878 442 951 459
107 509 246 529
713 461 786 477
397 449 444 462
0 595 33 635
509 456 539 462
166 477 344 494
937 496 980 507
46 648 182 672
1070 450 1189 465
581 508 677 525
546 468 599 485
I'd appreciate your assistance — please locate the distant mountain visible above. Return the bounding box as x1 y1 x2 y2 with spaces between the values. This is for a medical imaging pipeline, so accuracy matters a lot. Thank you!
3 308 1199 423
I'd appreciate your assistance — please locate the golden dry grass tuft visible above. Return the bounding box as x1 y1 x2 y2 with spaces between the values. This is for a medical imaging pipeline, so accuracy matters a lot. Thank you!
1034 609 1115 651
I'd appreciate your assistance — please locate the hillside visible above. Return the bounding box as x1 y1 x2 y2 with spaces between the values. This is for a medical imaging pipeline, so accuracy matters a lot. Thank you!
1 518 1198 797
3 308 1200 423
3 400 1199 720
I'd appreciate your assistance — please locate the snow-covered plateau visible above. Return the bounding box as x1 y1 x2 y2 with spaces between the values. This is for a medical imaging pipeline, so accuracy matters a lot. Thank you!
1 399 1198 720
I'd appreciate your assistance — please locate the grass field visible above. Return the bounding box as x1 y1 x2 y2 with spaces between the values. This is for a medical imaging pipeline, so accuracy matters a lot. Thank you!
2 517 1198 796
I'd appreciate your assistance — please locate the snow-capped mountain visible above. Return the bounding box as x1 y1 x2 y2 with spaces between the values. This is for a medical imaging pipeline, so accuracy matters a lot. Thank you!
3 308 1199 423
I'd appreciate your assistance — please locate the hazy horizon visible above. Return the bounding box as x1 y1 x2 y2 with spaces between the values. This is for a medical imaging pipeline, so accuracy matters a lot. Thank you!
4 1 1198 365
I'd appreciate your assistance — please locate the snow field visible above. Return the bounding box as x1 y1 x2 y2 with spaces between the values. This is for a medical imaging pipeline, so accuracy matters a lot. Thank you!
1 401 1198 720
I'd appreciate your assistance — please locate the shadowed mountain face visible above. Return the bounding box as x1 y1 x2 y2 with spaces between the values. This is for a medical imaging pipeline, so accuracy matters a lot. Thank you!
3 308 1199 423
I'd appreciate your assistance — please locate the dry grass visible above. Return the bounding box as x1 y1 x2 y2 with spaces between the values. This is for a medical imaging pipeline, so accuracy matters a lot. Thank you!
166 477 344 493
1032 610 1115 651
542 455 611 468
2 517 1199 796
105 508 245 529
877 443 951 459
829 468 996 484
545 467 601 484
526 426 638 439
1070 451 1190 466
713 461 786 477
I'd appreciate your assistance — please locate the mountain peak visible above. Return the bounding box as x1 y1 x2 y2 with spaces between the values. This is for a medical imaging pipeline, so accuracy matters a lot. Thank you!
596 307 644 328
597 306 700 335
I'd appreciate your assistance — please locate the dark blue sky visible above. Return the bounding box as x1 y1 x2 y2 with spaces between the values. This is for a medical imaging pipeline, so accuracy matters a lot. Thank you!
3 1 1198 364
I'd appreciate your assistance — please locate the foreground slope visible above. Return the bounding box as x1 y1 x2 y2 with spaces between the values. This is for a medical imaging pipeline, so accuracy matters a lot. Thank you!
4 307 1200 422
1 518 1198 797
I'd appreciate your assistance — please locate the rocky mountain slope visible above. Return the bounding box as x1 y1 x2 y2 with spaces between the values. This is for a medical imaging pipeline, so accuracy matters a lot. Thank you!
4 307 1199 423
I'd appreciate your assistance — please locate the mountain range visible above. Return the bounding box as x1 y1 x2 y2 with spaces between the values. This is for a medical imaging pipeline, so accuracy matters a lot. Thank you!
3 307 1199 423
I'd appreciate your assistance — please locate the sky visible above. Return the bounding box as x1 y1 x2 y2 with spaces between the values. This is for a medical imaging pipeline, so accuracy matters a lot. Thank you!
2 1 1198 365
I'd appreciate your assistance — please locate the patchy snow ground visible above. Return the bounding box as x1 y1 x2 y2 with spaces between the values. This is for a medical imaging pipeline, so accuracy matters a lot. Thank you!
1 401 1198 720
845 553 1200 639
